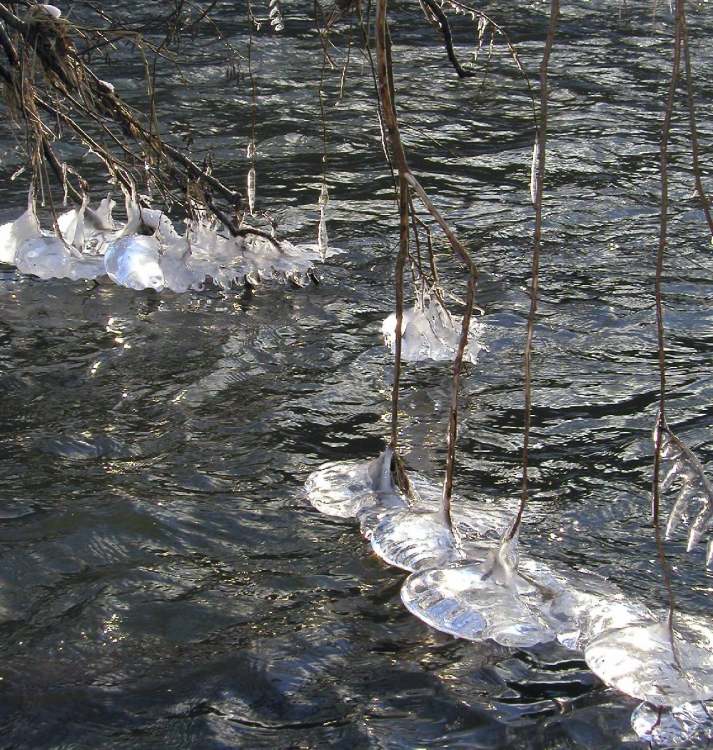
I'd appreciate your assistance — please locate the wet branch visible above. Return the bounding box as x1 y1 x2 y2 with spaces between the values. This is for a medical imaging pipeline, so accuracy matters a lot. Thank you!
375 0 479 522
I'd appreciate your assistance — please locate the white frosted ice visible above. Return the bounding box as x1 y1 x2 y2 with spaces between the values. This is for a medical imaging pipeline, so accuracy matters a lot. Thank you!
159 242 201 293
0 193 41 264
585 618 713 706
382 291 482 364
37 4 61 18
104 235 165 291
632 700 713 747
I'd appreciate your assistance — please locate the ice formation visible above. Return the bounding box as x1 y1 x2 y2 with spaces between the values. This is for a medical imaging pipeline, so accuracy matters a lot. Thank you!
382 291 483 364
1 189 326 292
657 421 713 567
366 490 511 572
304 449 713 743
104 236 164 291
398 532 613 649
37 4 62 18
585 616 713 706
0 191 41 265
632 699 713 747
304 448 396 519
402 552 562 647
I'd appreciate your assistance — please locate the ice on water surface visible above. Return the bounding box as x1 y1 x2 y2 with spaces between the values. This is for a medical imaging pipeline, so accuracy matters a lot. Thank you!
632 699 713 747
15 236 105 280
382 291 483 364
104 235 165 291
368 510 477 572
3 187 327 292
367 490 510 572
304 448 395 518
400 526 653 651
0 192 41 264
401 534 569 648
585 617 713 706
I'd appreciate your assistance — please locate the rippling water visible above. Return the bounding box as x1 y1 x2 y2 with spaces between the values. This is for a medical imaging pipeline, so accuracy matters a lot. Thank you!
1 1 713 747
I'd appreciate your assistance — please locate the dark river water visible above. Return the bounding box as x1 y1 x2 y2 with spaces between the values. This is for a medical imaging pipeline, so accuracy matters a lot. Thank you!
1 1 713 747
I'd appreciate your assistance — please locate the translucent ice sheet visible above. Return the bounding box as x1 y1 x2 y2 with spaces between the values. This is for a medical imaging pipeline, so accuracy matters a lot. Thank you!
585 618 713 706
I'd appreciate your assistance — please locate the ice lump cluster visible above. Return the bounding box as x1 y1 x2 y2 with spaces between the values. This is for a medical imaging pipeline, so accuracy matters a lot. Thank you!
0 190 325 292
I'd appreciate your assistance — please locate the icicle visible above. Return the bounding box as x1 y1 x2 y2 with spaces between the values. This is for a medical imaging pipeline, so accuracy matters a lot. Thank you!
530 138 540 205
477 16 488 45
268 0 285 31
247 168 256 216
656 422 713 566
318 182 329 260
247 139 256 216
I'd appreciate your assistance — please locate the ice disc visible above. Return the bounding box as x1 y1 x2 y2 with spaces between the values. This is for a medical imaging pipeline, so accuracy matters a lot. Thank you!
304 448 394 519
632 700 713 747
585 620 713 706
15 237 74 279
401 562 560 648
368 510 493 573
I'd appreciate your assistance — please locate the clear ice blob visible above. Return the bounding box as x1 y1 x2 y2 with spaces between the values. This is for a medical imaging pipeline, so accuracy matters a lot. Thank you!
104 235 165 290
366 483 511 573
632 700 713 748
382 291 482 364
552 589 654 652
15 236 103 280
304 448 395 518
368 507 494 572
585 619 713 706
401 533 570 648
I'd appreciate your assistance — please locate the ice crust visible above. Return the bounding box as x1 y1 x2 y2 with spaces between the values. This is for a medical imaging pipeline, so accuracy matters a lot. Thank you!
1 192 325 291
304 451 713 741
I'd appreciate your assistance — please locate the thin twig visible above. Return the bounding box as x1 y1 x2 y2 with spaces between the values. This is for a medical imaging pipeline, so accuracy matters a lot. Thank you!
508 0 559 542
